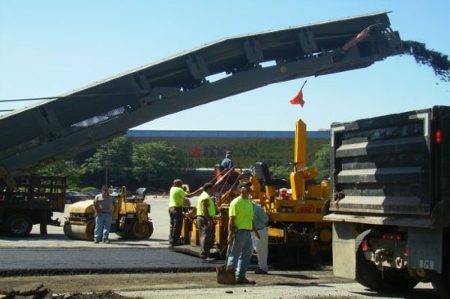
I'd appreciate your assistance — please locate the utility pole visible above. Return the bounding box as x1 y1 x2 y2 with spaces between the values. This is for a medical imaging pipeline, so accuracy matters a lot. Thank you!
104 159 109 186
104 147 109 186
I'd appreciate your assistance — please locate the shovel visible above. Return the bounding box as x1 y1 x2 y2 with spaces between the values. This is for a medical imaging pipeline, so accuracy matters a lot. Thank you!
216 240 236 284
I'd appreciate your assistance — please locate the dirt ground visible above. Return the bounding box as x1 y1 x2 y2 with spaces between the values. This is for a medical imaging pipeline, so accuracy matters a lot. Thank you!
0 266 346 298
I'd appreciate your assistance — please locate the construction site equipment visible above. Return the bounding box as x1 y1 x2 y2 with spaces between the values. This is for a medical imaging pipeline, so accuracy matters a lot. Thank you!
324 106 450 298
0 11 405 238
63 186 153 240
180 119 331 265
252 120 332 264
0 175 66 237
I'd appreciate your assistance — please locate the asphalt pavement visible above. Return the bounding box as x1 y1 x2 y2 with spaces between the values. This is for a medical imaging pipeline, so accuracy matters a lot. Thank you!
0 195 186 249
0 195 438 298
0 195 221 275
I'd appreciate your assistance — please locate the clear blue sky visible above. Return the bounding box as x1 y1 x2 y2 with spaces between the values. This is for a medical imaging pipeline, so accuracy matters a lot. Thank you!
1 1 449 131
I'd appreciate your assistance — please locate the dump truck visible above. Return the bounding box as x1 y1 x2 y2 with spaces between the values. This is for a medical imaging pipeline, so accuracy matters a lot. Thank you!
0 175 66 237
180 119 332 265
324 106 450 298
63 186 153 240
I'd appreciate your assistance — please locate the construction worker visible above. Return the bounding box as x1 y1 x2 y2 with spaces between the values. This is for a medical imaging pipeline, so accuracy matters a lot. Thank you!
226 182 260 284
93 185 117 244
168 179 202 248
221 151 234 170
251 202 269 274
196 182 216 262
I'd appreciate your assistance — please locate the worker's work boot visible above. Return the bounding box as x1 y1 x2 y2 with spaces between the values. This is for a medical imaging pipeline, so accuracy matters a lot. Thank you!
202 257 216 263
254 268 268 274
236 277 256 285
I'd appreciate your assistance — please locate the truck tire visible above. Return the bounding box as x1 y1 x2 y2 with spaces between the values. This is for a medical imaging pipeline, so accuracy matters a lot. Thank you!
431 251 449 298
4 213 33 237
355 230 372 288
355 247 372 288
356 243 419 292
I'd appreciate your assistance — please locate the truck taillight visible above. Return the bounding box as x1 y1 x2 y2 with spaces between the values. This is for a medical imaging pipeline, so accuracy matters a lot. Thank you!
382 233 403 240
435 130 441 143
361 240 370 251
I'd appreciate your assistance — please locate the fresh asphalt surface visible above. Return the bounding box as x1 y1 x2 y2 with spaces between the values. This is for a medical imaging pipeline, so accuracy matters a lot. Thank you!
0 195 220 275
0 195 438 298
0 247 214 275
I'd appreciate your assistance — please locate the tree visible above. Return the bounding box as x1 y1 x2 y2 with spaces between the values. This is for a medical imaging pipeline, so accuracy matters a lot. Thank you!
312 143 331 181
131 141 182 188
82 136 134 187
36 160 85 189
269 164 291 180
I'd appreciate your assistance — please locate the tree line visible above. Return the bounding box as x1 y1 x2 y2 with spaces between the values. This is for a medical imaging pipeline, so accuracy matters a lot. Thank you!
36 136 330 192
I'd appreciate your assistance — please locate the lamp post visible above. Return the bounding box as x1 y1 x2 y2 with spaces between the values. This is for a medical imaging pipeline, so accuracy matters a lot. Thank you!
104 159 109 185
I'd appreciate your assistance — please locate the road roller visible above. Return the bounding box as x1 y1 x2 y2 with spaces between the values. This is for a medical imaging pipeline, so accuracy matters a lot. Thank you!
64 186 153 240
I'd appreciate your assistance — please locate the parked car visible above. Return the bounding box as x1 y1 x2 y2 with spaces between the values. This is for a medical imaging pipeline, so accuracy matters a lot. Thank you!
85 190 101 199
65 191 88 204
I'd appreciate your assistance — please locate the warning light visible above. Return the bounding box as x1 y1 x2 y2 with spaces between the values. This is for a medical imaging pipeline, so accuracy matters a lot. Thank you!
435 130 441 143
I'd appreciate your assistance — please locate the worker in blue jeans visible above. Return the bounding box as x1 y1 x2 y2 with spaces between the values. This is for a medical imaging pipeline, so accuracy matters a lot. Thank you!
226 182 260 284
93 185 117 243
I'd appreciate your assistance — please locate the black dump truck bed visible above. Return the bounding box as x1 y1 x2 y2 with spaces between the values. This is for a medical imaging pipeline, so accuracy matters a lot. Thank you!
326 106 450 228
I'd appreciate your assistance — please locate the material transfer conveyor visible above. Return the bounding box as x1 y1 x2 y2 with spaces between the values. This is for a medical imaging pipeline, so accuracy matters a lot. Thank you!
0 11 403 186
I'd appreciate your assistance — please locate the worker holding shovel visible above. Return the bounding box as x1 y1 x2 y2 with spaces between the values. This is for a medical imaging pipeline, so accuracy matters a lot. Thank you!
225 182 260 284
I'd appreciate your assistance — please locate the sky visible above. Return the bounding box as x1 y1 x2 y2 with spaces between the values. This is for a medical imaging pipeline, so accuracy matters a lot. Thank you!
0 1 449 132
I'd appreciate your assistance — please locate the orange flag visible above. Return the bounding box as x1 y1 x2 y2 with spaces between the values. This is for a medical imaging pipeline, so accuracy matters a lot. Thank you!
290 89 305 106
289 80 307 107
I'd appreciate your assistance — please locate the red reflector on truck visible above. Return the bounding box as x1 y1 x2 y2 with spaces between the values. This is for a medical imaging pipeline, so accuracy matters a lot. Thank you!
361 240 370 251
435 130 441 143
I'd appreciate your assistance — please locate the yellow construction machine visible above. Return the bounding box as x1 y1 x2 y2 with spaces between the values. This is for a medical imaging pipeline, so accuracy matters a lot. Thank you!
249 119 332 264
63 186 153 240
180 119 332 265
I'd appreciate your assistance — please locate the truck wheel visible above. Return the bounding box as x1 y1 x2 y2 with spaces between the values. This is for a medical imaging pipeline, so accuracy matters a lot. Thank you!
431 252 449 298
356 244 418 292
355 231 372 288
355 247 372 288
131 221 154 239
4 213 33 237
